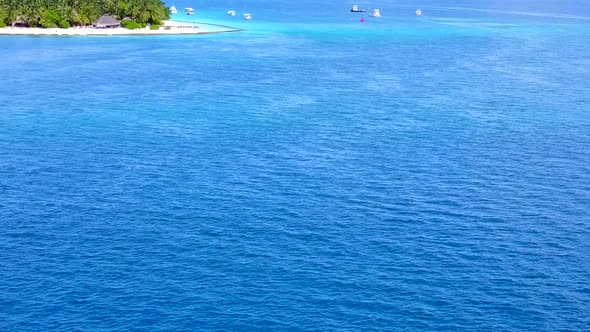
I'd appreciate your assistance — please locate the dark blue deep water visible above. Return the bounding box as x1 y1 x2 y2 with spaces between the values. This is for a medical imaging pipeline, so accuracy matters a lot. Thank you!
1 0 590 330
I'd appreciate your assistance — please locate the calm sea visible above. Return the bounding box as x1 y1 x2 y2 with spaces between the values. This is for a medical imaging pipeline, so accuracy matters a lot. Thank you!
1 0 589 330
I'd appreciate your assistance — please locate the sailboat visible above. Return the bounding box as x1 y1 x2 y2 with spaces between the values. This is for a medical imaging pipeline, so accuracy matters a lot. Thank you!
170 5 177 14
415 9 422 16
241 1 252 20
370 9 381 17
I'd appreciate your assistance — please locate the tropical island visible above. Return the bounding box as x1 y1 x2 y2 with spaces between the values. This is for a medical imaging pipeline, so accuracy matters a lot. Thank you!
0 0 240 35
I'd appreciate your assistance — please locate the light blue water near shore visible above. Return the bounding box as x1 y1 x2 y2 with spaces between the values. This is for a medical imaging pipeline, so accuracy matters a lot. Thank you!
1 0 590 330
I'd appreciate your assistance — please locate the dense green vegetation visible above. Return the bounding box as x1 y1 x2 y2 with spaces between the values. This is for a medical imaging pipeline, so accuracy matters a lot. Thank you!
121 18 146 29
0 0 170 27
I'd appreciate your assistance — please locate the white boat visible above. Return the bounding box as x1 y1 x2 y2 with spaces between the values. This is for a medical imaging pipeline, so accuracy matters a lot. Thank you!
244 13 252 20
228 10 236 16
185 7 195 15
370 9 381 17
351 4 366 13
170 5 177 14
415 9 422 16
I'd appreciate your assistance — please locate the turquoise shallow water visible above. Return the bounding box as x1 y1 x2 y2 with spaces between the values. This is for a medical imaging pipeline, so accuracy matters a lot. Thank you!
1 0 590 330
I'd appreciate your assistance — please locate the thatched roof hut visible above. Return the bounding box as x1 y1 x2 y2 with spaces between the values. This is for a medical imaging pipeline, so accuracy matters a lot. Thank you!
93 15 120 28
12 16 28 27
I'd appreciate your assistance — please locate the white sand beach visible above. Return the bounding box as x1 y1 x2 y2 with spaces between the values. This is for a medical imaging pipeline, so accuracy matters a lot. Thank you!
0 20 240 36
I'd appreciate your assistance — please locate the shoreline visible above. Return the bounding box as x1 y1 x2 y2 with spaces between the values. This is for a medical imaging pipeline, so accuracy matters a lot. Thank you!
0 20 241 36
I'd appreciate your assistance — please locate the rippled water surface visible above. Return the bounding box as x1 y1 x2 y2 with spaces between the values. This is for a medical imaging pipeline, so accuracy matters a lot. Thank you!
1 0 590 330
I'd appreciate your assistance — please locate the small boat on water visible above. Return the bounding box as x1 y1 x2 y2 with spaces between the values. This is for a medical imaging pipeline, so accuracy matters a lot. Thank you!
185 7 194 15
170 5 177 14
228 10 236 16
244 13 252 20
415 9 422 16
370 9 381 17
351 5 366 13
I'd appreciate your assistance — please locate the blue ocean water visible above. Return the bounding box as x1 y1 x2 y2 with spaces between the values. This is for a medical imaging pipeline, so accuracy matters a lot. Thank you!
1 0 590 330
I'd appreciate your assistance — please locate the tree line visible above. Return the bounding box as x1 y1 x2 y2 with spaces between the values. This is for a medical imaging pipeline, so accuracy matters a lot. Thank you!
0 0 170 28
